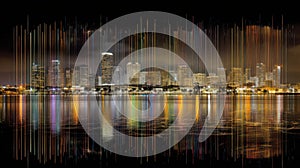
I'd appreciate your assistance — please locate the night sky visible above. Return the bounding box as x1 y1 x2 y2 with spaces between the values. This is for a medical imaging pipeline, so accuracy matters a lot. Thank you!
1 0 299 84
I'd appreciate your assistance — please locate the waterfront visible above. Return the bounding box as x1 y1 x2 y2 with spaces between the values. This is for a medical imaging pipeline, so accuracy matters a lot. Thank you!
1 94 300 167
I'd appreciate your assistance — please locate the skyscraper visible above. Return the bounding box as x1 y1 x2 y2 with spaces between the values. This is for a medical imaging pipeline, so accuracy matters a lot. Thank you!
100 52 114 84
256 63 266 87
265 72 274 87
65 68 72 88
72 65 88 88
49 60 61 88
177 65 192 86
31 63 45 90
228 67 243 87
79 65 89 87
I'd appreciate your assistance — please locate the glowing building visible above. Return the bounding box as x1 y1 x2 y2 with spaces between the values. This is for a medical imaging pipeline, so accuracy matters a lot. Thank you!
31 63 45 90
49 60 62 88
228 68 243 87
100 52 114 84
193 73 206 86
256 63 266 87
177 64 192 86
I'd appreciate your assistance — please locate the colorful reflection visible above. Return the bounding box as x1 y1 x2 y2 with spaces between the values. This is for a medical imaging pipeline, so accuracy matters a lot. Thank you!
0 95 300 166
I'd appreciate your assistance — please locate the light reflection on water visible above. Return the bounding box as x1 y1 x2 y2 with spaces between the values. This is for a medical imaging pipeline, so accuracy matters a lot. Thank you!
0 94 300 164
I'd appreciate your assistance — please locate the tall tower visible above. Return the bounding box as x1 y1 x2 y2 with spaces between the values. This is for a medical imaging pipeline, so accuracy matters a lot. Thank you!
49 60 61 88
31 63 45 90
100 52 114 84
65 68 72 88
73 65 89 88
79 65 89 88
256 63 265 87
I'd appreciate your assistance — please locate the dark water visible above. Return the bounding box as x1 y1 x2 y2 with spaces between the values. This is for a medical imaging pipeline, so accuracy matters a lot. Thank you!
0 94 300 167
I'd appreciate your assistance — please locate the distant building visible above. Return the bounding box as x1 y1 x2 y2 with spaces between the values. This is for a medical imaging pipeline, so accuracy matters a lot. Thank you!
228 67 243 87
250 76 259 87
112 66 122 85
273 65 281 88
79 65 89 87
126 62 140 84
49 60 62 88
139 71 147 85
73 65 88 88
177 65 192 86
65 68 72 88
206 73 219 86
167 70 178 85
217 68 226 84
244 68 251 83
256 63 266 87
160 70 175 87
193 73 206 86
31 63 45 90
100 52 114 84
146 71 161 86
184 77 193 87
72 66 80 86
265 72 274 87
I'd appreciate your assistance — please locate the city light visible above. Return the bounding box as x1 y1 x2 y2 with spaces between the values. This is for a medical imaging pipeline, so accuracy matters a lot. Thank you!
1 10 300 168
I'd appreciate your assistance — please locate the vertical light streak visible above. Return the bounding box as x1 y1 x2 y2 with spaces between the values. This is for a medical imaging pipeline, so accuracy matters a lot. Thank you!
195 95 199 121
8 15 294 166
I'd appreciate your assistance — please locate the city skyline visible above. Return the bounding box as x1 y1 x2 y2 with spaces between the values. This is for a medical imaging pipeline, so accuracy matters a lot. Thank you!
1 1 300 85
9 17 294 91
2 3 300 168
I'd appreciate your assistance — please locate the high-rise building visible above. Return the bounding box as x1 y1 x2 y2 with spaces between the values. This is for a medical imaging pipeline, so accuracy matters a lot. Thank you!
177 65 192 86
256 63 266 87
65 68 72 88
79 65 89 87
126 62 141 84
31 63 39 88
265 72 274 87
72 65 88 88
100 52 114 84
273 65 281 88
72 66 80 86
49 60 61 88
228 67 243 86
31 63 45 90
